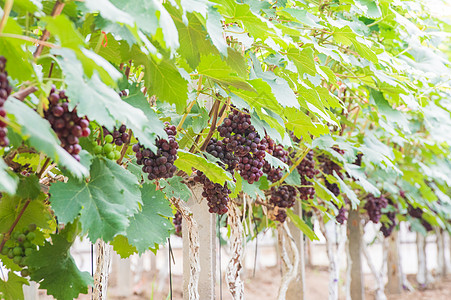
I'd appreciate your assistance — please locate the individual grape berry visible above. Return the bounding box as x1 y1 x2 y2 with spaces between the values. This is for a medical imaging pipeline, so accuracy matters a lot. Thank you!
194 170 230 214
44 87 89 161
269 185 297 209
364 194 388 223
173 211 182 237
133 123 178 180
21 269 29 277
0 56 12 147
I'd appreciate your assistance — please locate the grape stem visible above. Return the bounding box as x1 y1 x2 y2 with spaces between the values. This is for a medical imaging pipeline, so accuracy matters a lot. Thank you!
37 157 51 178
0 199 31 253
0 0 13 34
177 76 203 131
200 99 220 151
33 0 66 58
12 86 38 101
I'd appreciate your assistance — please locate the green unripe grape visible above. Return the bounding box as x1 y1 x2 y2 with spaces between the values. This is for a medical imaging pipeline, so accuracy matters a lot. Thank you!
28 224 37 232
22 228 29 235
12 247 23 256
107 152 115 160
7 250 14 259
25 248 33 256
26 232 36 241
103 143 113 154
13 256 21 264
23 241 32 248
0 233 3 241
19 257 26 267
105 135 113 143
114 150 121 160
20 269 29 277
94 145 103 155
1 247 8 256
17 234 26 243
12 231 20 240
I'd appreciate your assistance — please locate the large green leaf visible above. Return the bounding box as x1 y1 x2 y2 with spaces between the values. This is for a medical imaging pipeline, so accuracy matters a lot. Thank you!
49 157 141 241
0 272 28 300
126 183 173 253
4 97 89 179
160 176 192 202
27 234 93 300
286 209 319 241
0 159 18 194
174 150 233 185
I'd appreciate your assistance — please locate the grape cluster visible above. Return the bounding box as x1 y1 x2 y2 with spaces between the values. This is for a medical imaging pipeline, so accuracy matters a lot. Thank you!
133 123 178 180
364 194 388 223
103 125 129 147
206 138 238 172
0 224 37 277
44 87 90 161
297 150 319 200
218 107 267 184
407 204 433 232
274 208 287 223
263 138 289 183
0 56 12 147
380 210 396 237
353 153 363 166
320 148 344 196
93 136 121 160
269 185 297 208
173 211 182 237
335 206 347 225
194 170 230 214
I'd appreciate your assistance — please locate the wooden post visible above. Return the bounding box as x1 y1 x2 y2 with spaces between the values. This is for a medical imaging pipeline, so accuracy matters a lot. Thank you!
416 232 427 287
286 202 305 300
183 185 216 300
386 231 402 294
93 240 112 300
347 209 364 300
436 228 446 277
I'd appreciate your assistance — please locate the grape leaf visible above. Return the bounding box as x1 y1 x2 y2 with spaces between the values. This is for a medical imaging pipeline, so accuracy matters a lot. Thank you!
27 234 93 300
174 150 233 185
49 157 141 242
0 272 28 300
0 194 52 233
264 153 289 171
286 209 319 241
4 97 89 179
16 174 41 200
111 235 138 258
160 176 192 202
0 159 18 194
53 48 163 152
207 7 228 56
125 183 173 253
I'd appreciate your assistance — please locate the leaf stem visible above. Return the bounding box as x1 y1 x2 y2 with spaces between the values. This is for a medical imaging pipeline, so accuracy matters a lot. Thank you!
0 0 14 34
0 199 31 253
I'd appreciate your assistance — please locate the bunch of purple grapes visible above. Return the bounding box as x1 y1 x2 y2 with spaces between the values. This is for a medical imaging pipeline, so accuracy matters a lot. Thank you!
364 194 388 223
335 206 347 225
0 56 12 147
407 204 433 232
44 87 90 161
274 209 287 223
103 125 129 146
263 137 289 183
206 138 238 172
269 185 297 209
218 107 267 184
297 150 319 200
194 170 230 214
380 210 396 237
321 148 344 196
173 211 182 236
133 123 178 180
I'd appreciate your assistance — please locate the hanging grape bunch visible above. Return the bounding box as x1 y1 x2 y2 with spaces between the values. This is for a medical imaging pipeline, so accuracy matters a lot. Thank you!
274 208 287 223
194 170 230 214
206 138 239 172
335 206 347 225
364 193 388 223
0 224 37 277
263 137 289 183
380 199 397 237
297 150 319 200
407 203 433 232
102 125 130 147
44 87 90 161
269 185 298 209
321 147 345 196
173 211 182 237
0 56 12 147
218 107 267 184
133 123 178 180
